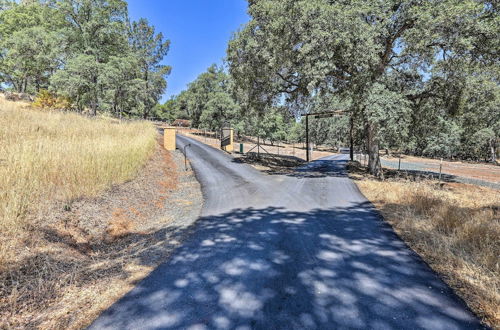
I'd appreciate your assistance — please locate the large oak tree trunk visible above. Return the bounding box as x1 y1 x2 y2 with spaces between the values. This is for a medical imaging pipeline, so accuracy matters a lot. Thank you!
366 121 383 178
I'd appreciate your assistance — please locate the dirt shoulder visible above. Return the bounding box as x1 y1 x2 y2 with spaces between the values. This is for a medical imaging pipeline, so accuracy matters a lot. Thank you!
0 138 203 329
380 154 500 184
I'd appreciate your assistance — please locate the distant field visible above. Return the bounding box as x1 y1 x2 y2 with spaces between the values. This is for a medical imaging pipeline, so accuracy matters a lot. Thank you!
0 95 157 266
378 154 500 189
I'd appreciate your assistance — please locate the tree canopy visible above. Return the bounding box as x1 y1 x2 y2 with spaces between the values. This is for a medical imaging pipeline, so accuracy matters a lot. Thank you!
3 0 497 166
226 0 499 174
166 64 241 130
0 0 170 118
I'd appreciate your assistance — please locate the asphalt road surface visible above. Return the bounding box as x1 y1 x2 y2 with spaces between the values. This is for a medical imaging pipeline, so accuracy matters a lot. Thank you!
89 134 484 330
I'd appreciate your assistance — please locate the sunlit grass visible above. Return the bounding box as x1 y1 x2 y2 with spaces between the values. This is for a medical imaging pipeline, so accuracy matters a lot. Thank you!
0 96 157 266
357 178 499 328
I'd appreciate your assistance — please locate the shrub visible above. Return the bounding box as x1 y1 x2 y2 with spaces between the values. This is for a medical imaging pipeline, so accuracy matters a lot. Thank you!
32 89 72 110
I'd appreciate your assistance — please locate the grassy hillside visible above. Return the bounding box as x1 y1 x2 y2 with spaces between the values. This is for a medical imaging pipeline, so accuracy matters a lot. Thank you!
0 95 157 267
0 95 202 329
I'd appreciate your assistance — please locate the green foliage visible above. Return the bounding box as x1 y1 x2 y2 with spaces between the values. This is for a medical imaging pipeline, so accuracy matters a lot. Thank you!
469 128 496 160
423 118 463 158
0 2 65 93
0 0 170 118
260 109 288 144
50 54 100 112
32 89 72 109
287 122 305 144
150 98 179 122
363 83 411 151
227 0 500 170
130 18 171 118
199 91 239 131
168 64 240 130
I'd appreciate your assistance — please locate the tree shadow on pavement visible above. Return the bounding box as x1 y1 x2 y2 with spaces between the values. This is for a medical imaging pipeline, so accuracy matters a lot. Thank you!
89 203 482 330
289 158 349 178
232 156 349 179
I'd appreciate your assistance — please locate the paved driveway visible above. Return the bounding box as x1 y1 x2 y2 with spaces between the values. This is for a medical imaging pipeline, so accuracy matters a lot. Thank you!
89 135 484 330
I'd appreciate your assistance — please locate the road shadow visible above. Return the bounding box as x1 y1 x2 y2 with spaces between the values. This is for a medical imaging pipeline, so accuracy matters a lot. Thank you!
289 158 349 178
232 154 348 179
232 153 305 175
89 203 482 330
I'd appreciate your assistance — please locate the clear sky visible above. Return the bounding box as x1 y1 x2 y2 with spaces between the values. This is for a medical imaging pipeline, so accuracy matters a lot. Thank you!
127 0 250 103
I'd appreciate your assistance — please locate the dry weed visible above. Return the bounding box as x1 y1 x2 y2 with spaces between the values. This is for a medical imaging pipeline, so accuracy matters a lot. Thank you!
106 209 135 240
0 95 160 328
406 190 443 217
434 204 467 234
357 179 499 328
0 95 156 266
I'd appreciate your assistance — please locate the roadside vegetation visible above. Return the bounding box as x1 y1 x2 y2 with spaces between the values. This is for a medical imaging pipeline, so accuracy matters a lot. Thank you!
0 95 156 251
0 96 164 327
349 163 499 328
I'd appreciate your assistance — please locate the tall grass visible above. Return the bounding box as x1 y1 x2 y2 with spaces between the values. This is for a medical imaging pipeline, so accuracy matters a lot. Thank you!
0 96 157 266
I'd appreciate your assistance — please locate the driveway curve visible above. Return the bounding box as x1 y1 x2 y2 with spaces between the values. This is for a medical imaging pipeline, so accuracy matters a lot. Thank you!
89 134 484 330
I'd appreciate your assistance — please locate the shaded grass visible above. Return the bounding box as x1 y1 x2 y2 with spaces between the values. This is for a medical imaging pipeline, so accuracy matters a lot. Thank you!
351 162 499 328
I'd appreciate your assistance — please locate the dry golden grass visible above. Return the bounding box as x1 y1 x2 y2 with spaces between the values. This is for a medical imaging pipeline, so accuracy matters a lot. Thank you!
356 176 499 328
0 141 190 329
0 95 156 266
106 209 136 241
0 95 184 329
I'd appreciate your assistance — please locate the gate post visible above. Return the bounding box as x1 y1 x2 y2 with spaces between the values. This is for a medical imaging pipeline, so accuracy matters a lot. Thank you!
220 123 234 153
164 127 176 150
227 128 234 152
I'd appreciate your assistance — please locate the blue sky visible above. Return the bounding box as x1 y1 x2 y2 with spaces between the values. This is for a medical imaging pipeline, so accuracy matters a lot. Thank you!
127 0 250 103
